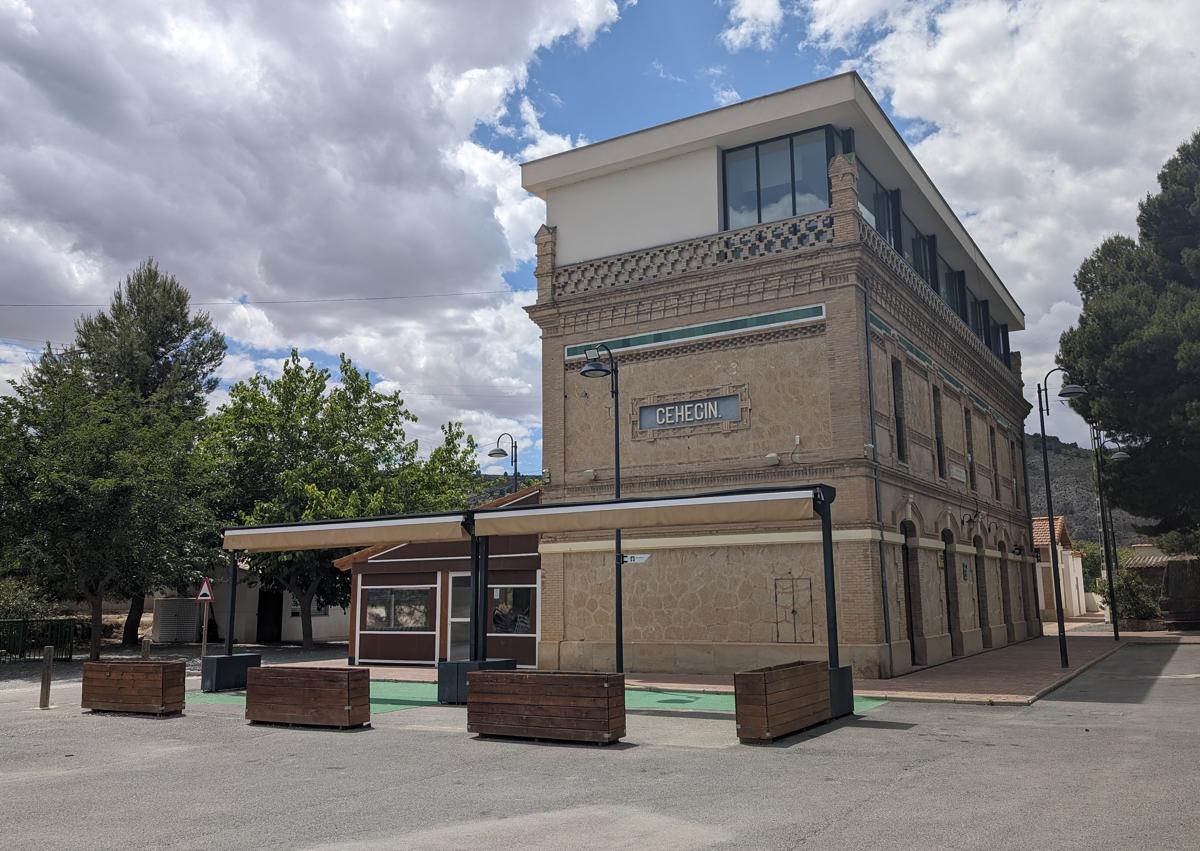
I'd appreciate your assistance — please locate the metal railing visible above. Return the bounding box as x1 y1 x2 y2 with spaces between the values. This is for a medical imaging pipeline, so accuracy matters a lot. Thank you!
0 618 86 662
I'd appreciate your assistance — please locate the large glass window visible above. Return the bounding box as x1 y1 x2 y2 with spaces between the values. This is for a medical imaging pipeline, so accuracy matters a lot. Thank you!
792 131 829 215
363 587 433 632
489 587 534 635
758 138 792 223
722 129 830 228
901 214 932 285
723 146 758 228
857 162 891 235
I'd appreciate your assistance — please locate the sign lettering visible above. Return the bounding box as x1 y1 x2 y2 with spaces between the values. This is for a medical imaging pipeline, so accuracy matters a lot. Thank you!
639 394 740 430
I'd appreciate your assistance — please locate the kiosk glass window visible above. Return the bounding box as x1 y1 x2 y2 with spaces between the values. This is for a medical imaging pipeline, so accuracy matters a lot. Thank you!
489 587 534 635
364 588 433 631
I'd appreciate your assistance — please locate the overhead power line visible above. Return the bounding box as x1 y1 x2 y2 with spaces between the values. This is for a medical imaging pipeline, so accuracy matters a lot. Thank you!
0 289 515 308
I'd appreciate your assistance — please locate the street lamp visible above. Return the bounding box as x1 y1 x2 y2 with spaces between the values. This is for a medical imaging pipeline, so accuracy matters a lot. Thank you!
487 433 519 495
1037 367 1087 668
1091 429 1129 640
579 343 625 673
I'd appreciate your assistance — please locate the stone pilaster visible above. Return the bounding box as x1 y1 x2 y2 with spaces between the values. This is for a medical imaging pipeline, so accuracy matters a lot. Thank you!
534 224 557 304
828 154 859 246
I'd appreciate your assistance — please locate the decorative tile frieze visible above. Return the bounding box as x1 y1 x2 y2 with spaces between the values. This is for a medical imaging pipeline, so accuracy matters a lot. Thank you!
552 212 834 299
562 323 826 370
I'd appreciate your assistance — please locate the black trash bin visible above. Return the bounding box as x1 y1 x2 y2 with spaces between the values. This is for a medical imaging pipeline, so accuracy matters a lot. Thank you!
437 658 517 705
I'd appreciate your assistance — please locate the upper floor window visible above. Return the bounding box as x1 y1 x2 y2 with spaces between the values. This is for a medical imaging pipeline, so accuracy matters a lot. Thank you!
858 162 893 236
722 129 830 230
891 357 908 464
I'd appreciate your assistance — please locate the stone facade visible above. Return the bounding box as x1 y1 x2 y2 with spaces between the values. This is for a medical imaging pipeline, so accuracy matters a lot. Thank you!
526 155 1036 679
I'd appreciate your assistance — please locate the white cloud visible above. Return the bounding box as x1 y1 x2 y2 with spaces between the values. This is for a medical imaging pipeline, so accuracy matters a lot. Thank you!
0 0 624 459
647 60 685 83
719 0 785 52
702 65 742 107
795 0 1200 445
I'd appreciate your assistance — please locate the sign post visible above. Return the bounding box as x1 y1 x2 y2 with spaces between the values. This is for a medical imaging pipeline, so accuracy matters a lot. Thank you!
196 577 215 660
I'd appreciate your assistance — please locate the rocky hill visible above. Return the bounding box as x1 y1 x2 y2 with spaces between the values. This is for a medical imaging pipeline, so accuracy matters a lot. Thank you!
1025 433 1144 545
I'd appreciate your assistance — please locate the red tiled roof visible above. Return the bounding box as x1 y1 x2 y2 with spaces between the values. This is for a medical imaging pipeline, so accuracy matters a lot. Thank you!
1031 516 1071 550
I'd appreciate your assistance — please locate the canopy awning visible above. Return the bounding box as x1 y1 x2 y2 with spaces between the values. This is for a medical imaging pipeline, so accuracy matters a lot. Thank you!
221 487 818 553
222 513 469 553
473 489 814 537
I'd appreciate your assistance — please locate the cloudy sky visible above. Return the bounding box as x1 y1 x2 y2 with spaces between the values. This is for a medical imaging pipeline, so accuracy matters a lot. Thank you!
3 0 1199 474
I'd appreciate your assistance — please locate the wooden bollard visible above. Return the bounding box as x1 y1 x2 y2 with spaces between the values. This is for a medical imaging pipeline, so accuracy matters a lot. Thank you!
141 638 152 659
39 645 53 709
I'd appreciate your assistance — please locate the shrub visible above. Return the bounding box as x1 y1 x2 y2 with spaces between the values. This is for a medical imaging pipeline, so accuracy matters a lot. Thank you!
1097 567 1160 621
0 576 56 620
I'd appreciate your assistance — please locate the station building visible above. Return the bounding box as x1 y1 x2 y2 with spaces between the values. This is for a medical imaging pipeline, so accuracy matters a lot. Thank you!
521 72 1038 678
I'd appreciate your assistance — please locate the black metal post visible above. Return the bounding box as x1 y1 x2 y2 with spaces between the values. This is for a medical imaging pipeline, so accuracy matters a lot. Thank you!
511 440 519 495
610 351 624 674
1092 427 1120 641
468 534 480 662
817 486 840 670
477 536 490 661
223 550 238 656
1037 381 1070 667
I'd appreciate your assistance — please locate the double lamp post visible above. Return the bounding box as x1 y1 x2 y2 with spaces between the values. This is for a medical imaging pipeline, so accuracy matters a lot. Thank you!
1037 367 1127 668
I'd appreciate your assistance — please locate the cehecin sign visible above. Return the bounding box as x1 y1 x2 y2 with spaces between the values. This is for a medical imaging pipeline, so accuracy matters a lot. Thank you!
639 394 740 430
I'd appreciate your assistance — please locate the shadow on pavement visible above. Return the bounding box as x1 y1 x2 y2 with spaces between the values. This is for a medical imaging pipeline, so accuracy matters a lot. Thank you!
1041 642 1179 704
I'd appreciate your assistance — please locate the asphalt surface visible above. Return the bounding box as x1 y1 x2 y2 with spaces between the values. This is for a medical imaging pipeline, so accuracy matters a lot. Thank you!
1 643 1197 850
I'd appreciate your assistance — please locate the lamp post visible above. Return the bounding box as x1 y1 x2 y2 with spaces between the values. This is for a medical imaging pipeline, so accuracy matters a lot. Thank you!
1037 367 1087 668
1091 427 1129 640
579 343 625 673
487 433 519 495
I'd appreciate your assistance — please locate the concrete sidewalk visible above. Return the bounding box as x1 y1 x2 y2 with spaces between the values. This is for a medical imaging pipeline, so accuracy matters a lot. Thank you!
280 631 1163 705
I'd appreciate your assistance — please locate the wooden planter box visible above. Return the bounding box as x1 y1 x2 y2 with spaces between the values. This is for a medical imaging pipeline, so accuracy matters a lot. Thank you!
467 670 625 744
734 660 830 743
246 666 370 729
82 660 185 716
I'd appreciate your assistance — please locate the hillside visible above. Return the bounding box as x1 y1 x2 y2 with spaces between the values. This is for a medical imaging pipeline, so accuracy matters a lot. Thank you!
1025 433 1144 545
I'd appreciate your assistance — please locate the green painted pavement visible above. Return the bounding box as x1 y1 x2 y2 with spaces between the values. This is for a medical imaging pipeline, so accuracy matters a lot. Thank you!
187 682 885 716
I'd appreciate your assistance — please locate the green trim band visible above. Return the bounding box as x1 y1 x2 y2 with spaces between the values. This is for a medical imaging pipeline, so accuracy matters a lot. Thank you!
565 305 825 359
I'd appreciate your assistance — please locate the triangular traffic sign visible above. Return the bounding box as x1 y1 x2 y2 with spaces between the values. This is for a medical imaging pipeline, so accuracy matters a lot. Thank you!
196 577 215 602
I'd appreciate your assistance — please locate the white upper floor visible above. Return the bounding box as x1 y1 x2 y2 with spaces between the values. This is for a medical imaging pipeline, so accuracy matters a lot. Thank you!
521 72 1024 334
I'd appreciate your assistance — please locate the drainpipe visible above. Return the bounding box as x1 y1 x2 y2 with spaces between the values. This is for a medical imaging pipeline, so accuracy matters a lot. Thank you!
863 276 896 677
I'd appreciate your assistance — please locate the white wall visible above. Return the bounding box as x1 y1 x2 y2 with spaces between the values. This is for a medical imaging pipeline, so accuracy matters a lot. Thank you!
547 146 720 265
281 593 349 643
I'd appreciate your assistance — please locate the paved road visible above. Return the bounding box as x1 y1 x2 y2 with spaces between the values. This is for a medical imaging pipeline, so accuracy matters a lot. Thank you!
1 643 1196 850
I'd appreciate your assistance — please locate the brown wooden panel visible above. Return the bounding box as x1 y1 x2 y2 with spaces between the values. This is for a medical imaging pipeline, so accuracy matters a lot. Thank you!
245 666 369 728
82 661 185 716
465 671 623 744
357 632 435 662
484 635 537 666
734 660 831 743
360 570 438 586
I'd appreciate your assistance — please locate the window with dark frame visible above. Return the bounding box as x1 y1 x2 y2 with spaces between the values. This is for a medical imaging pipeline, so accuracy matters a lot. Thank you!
1010 439 1021 508
290 598 328 617
891 357 908 463
989 426 1001 500
964 408 977 491
932 386 947 478
722 128 830 229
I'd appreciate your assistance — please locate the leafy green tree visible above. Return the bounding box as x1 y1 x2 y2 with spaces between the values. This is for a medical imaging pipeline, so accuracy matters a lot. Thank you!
0 350 215 659
204 351 479 648
1097 568 1160 622
71 259 226 644
1060 131 1200 553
